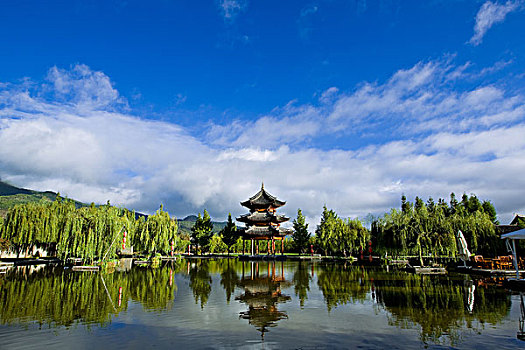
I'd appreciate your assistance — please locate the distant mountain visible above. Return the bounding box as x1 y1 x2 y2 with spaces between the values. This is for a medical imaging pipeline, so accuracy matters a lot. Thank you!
177 215 227 237
181 215 198 222
0 180 106 217
0 180 67 217
0 181 35 196
0 181 229 235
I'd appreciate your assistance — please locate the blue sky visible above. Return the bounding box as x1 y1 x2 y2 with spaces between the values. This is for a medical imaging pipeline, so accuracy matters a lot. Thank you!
1 0 524 226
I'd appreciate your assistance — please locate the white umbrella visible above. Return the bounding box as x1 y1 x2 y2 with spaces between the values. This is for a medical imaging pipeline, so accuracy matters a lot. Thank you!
501 228 525 280
457 230 471 267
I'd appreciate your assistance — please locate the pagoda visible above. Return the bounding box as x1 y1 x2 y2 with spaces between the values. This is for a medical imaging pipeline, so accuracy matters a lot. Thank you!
237 183 292 256
236 261 291 339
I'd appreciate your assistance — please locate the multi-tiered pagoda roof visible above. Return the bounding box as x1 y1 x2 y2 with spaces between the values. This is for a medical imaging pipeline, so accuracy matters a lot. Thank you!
237 184 292 240
240 185 286 211
237 211 289 225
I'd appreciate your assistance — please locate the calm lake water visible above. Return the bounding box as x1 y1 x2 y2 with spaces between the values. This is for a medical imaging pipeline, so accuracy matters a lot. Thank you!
0 258 524 349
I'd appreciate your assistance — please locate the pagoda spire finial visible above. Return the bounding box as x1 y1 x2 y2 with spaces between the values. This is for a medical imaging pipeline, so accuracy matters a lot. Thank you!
261 181 264 190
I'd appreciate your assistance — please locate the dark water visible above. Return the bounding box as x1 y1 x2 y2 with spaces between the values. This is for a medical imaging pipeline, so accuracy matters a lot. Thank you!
0 259 523 349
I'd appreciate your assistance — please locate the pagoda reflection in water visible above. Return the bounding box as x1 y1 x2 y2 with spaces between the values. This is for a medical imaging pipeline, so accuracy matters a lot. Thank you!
236 261 291 339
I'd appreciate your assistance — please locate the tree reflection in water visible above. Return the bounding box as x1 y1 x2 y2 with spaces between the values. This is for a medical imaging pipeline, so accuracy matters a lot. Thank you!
187 259 212 308
316 262 511 346
373 272 510 345
317 262 370 311
292 261 312 308
235 261 291 339
0 259 516 347
219 259 240 304
0 263 178 328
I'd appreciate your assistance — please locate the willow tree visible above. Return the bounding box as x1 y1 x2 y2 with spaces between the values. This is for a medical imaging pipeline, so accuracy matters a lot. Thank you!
0 199 179 260
373 194 501 259
137 205 178 256
314 206 369 257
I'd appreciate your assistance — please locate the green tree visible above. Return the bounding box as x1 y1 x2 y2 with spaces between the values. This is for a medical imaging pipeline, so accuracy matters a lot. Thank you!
482 200 499 224
292 209 310 254
449 192 458 216
191 210 214 254
372 194 501 259
467 195 483 214
0 199 181 260
426 197 435 213
401 195 411 214
333 218 354 257
220 213 238 255
347 218 369 255
315 206 338 256
209 234 227 253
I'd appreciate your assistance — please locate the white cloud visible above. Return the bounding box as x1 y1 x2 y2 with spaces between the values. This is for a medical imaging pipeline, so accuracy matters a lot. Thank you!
319 87 339 104
207 102 321 148
1 63 525 229
325 59 525 135
217 0 247 21
45 64 125 110
469 1 523 46
300 5 318 17
207 59 524 147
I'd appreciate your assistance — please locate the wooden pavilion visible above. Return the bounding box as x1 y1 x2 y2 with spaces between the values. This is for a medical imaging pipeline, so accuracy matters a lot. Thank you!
236 184 292 256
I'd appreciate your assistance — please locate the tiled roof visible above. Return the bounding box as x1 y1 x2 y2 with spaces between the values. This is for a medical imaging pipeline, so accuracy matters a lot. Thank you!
237 211 289 224
239 226 292 238
510 214 525 225
240 183 286 210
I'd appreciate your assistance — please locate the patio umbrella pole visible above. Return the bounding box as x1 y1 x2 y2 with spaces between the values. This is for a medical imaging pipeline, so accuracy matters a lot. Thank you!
512 239 520 280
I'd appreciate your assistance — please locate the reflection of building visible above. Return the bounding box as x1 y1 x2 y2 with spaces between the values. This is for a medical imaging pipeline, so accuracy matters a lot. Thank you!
236 261 291 338
237 184 292 255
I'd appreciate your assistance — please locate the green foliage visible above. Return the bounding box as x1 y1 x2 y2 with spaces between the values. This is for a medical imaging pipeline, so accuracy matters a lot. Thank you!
136 205 178 256
317 263 369 312
191 210 214 253
0 181 88 213
177 215 226 237
315 206 338 256
292 209 310 254
516 216 525 229
0 199 179 261
374 272 510 344
314 206 368 257
176 239 191 253
220 213 239 254
233 236 245 254
188 260 212 308
219 259 240 303
209 234 227 253
293 261 311 308
0 264 177 327
482 200 499 224
372 194 501 259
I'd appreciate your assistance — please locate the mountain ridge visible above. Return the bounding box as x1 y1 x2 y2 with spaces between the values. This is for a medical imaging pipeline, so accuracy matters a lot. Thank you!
0 180 228 234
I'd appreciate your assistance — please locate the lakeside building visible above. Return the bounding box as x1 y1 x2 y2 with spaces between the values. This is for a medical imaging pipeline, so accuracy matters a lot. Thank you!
497 214 525 234
236 184 292 255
